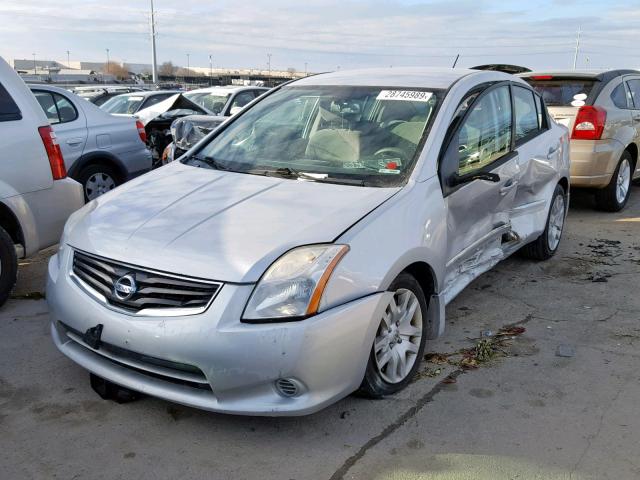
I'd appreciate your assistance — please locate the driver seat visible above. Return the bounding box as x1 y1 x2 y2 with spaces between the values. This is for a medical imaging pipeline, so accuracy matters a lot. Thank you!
306 129 360 164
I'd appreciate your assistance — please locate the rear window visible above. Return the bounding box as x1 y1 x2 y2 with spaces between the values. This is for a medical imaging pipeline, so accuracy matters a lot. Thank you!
525 78 596 107
0 81 22 122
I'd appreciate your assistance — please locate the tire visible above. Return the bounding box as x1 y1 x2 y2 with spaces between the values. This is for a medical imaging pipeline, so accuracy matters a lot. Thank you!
76 164 120 201
521 184 566 261
0 226 17 307
358 272 428 398
595 151 633 212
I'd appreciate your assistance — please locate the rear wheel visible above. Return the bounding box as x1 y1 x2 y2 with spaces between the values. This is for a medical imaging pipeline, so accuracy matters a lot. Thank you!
358 273 428 398
595 151 633 212
521 184 566 261
0 226 17 307
77 164 119 201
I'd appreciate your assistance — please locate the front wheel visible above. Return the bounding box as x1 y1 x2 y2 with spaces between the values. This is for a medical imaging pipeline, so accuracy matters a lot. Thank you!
595 151 633 212
521 184 566 261
358 273 428 398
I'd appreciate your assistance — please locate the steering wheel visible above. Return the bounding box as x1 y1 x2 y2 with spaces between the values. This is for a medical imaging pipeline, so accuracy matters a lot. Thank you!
374 147 409 163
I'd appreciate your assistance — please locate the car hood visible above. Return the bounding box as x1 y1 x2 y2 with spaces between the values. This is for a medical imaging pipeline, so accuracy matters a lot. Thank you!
66 162 399 283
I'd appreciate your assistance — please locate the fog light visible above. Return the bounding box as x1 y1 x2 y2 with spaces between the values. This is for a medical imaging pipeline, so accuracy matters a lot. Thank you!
275 378 302 397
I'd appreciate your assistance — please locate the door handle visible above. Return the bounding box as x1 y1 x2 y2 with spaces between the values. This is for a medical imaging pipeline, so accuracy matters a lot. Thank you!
66 138 83 146
546 145 559 159
499 179 518 196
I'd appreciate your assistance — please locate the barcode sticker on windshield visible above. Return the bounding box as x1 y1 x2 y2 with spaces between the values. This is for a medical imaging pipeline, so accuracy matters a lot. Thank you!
377 90 433 102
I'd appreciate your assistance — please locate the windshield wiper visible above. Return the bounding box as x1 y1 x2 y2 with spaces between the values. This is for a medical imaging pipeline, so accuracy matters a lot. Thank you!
187 154 232 171
246 167 365 186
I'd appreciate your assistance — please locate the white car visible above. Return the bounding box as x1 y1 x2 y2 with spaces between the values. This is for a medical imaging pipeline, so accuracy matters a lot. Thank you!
48 68 569 415
184 86 269 116
0 57 84 305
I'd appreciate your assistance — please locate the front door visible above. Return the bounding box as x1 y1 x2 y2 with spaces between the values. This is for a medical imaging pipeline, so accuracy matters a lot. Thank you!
440 84 519 301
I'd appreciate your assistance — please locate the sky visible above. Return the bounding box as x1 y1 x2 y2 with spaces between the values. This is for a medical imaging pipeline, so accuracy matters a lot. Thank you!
1 0 639 73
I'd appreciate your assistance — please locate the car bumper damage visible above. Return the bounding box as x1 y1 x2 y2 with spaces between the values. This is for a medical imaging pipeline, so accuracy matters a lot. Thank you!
47 248 389 416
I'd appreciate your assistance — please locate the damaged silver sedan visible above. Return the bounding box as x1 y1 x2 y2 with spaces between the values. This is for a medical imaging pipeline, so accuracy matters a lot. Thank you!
47 67 570 416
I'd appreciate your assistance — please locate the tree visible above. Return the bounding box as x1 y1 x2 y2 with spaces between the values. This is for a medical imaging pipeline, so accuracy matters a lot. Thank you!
159 61 177 76
101 62 129 81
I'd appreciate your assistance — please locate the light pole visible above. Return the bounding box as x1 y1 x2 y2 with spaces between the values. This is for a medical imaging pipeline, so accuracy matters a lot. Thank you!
32 53 36 74
106 49 110 71
186 53 190 86
304 62 308 76
66 50 70 68
150 0 158 84
267 53 272 86
209 54 213 86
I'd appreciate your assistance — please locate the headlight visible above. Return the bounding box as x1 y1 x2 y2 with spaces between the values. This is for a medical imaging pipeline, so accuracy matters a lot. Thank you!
242 244 349 322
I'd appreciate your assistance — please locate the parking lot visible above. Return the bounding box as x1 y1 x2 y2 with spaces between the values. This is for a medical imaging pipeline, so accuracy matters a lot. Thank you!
0 188 638 480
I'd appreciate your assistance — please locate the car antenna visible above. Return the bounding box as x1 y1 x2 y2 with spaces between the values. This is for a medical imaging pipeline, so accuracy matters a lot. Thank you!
452 54 460 69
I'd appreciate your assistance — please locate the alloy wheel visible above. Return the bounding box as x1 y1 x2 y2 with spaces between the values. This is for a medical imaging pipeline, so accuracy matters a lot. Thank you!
547 193 565 251
616 158 631 205
374 288 423 384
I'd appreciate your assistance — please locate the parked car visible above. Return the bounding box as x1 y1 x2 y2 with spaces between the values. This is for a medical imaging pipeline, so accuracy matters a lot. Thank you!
0 57 84 305
134 94 210 166
30 85 152 201
161 114 226 164
48 67 569 415
73 86 147 107
184 86 268 117
521 70 640 211
99 90 178 115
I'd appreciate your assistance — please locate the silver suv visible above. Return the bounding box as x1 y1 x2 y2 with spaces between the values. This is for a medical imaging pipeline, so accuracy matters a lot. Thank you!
0 57 84 305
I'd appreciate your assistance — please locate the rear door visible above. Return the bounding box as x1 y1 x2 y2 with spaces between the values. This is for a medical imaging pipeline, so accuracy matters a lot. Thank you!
510 84 561 217
32 89 88 170
440 83 519 294
623 76 640 178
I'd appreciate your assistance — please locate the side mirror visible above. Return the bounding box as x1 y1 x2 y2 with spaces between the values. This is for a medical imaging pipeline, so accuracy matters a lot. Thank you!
450 171 500 187
229 106 243 116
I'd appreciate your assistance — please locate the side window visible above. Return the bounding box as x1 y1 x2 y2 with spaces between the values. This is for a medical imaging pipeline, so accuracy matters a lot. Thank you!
33 91 60 124
513 86 540 144
534 93 548 130
231 92 255 110
53 93 77 123
456 86 512 175
610 83 629 109
141 94 171 110
625 80 640 109
0 82 21 122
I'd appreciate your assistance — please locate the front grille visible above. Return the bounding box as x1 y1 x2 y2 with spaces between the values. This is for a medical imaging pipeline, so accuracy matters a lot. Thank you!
72 250 221 315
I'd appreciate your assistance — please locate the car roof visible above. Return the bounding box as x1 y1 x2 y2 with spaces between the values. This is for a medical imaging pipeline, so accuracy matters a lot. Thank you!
185 86 268 95
519 69 640 82
290 67 490 89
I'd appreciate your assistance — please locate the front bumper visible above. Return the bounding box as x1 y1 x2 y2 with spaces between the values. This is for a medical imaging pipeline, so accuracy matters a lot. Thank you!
47 248 389 416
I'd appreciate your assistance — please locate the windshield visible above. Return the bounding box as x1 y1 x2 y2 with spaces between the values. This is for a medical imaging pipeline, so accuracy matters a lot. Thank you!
186 86 438 187
100 95 145 114
184 92 231 115
525 78 596 106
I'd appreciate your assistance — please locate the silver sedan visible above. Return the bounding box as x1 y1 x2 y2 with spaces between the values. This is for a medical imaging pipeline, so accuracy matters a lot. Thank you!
47 67 570 415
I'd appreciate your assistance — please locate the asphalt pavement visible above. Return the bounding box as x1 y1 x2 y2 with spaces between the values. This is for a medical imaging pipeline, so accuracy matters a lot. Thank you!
1 187 639 480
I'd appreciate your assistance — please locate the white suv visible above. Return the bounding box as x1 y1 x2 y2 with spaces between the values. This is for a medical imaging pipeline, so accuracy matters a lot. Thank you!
0 57 84 305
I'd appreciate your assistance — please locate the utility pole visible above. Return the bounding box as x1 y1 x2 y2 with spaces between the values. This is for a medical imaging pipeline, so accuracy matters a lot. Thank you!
572 26 581 70
66 50 70 68
267 53 272 86
304 62 308 76
32 53 36 74
150 0 158 84
186 53 190 86
106 48 110 71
